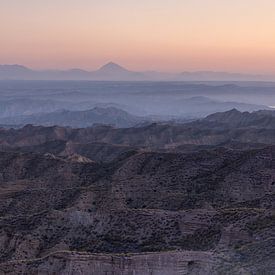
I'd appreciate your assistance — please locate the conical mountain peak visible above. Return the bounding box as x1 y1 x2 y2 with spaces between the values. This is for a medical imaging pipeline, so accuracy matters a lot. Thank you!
98 62 129 73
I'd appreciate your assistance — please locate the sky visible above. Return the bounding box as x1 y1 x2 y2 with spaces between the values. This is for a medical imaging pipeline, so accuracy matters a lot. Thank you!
1 0 275 73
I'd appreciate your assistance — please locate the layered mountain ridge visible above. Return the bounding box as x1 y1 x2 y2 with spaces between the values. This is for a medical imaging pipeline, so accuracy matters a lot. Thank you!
1 63 274 81
0 109 274 274
0 107 145 128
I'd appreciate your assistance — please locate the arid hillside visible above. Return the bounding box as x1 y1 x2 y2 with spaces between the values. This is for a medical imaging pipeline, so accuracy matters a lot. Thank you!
0 145 274 274
0 110 274 274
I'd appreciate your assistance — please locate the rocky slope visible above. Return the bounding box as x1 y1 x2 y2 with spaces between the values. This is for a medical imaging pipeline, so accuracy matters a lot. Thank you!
0 146 274 274
0 109 274 274
1 111 275 150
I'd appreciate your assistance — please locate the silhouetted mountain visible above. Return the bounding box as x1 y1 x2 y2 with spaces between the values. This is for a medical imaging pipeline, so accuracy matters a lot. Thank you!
0 107 145 128
0 95 269 121
169 96 270 117
1 63 274 81
0 63 145 81
97 62 130 73
91 62 145 80
180 71 270 81
0 64 35 79
205 108 275 128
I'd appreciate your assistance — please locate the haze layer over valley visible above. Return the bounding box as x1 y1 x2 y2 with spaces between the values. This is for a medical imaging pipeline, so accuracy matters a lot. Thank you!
0 80 274 128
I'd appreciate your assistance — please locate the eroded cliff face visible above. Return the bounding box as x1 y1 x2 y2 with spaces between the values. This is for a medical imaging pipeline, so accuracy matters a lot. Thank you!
1 246 274 275
0 251 218 275
1 113 275 150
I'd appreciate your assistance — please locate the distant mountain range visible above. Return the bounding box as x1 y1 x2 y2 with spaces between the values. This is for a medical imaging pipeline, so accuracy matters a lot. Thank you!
0 62 274 81
204 108 275 128
1 109 275 148
0 106 145 128
0 98 270 128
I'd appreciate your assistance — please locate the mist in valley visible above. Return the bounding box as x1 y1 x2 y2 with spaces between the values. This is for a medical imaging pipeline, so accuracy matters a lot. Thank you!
0 80 274 128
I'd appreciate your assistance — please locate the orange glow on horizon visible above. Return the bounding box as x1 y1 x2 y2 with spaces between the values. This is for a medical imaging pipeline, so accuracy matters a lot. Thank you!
1 0 275 73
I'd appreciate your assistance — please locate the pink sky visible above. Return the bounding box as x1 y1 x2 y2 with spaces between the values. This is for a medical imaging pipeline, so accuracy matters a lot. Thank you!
1 0 275 73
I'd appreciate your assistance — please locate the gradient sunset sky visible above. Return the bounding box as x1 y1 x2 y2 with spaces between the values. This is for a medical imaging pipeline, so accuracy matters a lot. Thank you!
1 0 275 73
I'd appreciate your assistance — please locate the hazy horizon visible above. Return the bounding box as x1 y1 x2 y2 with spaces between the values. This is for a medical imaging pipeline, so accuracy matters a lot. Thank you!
1 0 275 74
2 62 275 76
